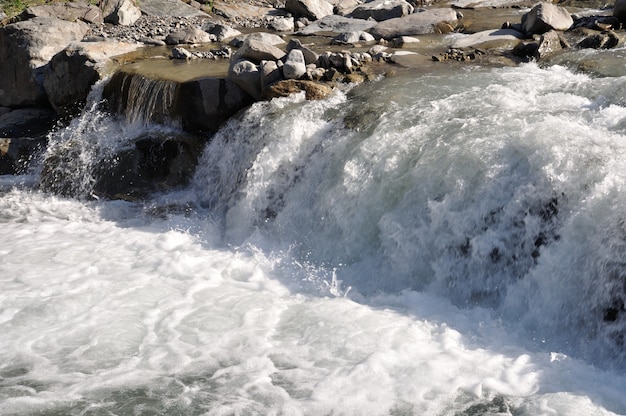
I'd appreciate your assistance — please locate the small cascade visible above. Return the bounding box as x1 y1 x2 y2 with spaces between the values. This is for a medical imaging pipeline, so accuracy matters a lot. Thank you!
104 71 181 128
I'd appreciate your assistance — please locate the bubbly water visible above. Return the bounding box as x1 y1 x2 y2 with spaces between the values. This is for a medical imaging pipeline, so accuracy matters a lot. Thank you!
2 62 626 415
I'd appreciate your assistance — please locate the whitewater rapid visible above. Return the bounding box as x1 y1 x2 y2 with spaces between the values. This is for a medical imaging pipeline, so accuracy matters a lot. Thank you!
2 62 626 415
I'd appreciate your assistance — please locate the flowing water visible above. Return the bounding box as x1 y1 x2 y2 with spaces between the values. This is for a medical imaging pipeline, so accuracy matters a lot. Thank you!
2 60 626 415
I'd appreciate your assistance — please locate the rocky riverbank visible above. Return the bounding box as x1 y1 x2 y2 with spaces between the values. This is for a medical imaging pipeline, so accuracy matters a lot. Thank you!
1 0 625 197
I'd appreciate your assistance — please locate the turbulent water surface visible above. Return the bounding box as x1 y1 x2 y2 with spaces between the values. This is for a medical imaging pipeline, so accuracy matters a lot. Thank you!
2 61 626 415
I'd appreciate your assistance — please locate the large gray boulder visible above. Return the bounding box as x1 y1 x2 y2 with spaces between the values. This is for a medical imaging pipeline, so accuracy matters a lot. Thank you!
21 2 103 24
0 17 89 107
349 0 414 21
44 41 140 116
287 38 319 65
137 0 208 17
369 8 460 39
285 0 334 20
521 3 573 36
203 22 242 42
297 15 378 35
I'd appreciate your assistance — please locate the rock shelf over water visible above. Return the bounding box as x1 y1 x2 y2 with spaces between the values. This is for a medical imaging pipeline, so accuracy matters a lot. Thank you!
1 0 626 191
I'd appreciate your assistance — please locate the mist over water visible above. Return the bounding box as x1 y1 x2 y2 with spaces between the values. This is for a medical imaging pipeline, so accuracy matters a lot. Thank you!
2 62 626 415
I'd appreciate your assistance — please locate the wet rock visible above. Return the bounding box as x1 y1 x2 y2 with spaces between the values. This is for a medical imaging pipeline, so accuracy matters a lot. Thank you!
433 48 485 62
283 48 307 79
0 107 56 138
615 0 626 22
265 79 333 100
286 0 334 20
44 41 140 117
521 3 573 36
20 2 103 25
297 15 378 35
370 8 460 39
349 0 414 21
165 27 215 44
172 46 194 59
577 29 621 49
228 59 263 100
175 77 254 133
0 17 89 107
0 136 47 175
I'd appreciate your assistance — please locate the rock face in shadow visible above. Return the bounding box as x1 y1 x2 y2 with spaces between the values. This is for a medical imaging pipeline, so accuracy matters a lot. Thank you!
0 17 89 107
103 70 254 135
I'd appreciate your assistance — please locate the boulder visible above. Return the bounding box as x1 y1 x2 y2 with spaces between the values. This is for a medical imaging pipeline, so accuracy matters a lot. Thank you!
260 60 284 91
166 27 215 44
0 17 89 107
521 3 573 36
175 77 254 133
102 0 142 26
392 36 420 47
450 28 525 49
230 32 286 47
21 2 103 24
332 31 375 44
0 107 56 138
370 8 460 39
203 22 242 42
297 15 378 35
535 29 563 58
137 0 209 17
349 0 414 21
287 38 319 65
283 49 307 79
171 46 194 59
615 0 626 22
43 41 140 116
286 0 335 20
233 38 286 62
271 17 296 32
0 136 47 175
228 59 263 100
265 79 333 100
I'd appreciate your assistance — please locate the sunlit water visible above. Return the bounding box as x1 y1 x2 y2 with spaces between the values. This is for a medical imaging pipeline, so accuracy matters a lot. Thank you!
2 62 626 415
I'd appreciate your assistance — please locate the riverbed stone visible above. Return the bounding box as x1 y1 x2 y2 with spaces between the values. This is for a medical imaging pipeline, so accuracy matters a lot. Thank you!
332 30 376 44
165 27 215 44
369 8 460 39
230 32 286 47
521 3 573 36
286 0 334 20
349 0 414 21
0 17 89 108
260 60 284 90
103 0 142 25
203 22 242 42
138 0 209 17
